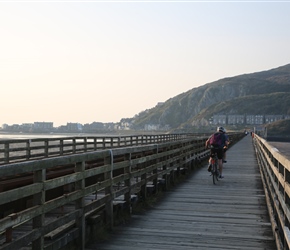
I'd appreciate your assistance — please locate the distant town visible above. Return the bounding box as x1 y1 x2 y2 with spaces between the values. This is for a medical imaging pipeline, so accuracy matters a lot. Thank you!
211 114 290 125
1 114 289 134
0 121 129 134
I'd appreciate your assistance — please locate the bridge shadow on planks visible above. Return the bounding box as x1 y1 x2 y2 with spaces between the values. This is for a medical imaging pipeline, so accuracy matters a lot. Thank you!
86 135 277 250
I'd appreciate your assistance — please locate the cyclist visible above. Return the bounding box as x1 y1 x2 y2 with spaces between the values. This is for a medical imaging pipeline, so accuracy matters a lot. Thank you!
205 126 228 179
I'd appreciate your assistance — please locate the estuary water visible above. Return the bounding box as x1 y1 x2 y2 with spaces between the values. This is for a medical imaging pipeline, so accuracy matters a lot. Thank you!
0 132 117 141
0 132 134 141
0 133 75 140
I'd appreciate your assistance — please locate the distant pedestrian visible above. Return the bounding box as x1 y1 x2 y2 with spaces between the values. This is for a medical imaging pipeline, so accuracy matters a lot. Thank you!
223 129 229 163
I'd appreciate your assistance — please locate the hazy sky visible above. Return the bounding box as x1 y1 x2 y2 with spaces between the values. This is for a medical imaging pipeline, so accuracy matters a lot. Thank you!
1 0 289 127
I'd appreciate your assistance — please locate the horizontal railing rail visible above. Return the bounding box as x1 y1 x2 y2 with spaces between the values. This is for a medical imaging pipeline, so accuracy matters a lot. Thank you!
253 134 290 250
0 134 195 165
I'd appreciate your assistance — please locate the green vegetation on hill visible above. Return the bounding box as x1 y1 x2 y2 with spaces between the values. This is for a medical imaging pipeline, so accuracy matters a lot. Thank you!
266 119 290 137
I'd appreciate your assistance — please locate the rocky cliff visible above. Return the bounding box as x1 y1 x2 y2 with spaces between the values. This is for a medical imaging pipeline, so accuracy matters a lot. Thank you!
131 63 290 131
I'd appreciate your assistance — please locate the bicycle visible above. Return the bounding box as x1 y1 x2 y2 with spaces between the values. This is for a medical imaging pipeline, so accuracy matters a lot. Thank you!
209 152 219 185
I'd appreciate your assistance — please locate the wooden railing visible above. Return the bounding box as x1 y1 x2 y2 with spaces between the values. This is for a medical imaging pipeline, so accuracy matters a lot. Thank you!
0 134 192 165
0 133 244 250
253 135 290 250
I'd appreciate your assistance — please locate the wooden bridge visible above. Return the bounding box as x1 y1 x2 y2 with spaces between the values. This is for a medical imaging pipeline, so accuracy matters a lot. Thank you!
87 135 277 250
0 133 289 250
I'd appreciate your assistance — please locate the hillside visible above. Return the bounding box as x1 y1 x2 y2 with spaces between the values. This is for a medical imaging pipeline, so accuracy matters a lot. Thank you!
266 119 290 138
130 63 290 132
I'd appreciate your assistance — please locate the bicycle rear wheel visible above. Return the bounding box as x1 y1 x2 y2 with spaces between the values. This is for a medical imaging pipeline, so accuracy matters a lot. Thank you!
212 163 219 185
215 167 219 183
212 164 216 185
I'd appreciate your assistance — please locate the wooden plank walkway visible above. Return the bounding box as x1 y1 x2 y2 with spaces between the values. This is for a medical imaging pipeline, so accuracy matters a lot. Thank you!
86 135 277 250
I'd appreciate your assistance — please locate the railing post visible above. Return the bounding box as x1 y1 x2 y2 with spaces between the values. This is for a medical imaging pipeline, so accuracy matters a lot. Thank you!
140 152 148 200
60 139 64 155
4 142 9 164
26 140 31 160
141 172 147 200
84 137 87 152
102 138 106 149
75 161 86 250
152 146 158 194
44 140 49 157
163 160 169 191
73 138 76 153
124 153 132 214
32 168 45 250
5 226 12 243
104 150 114 229
94 138 97 151
118 137 121 147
